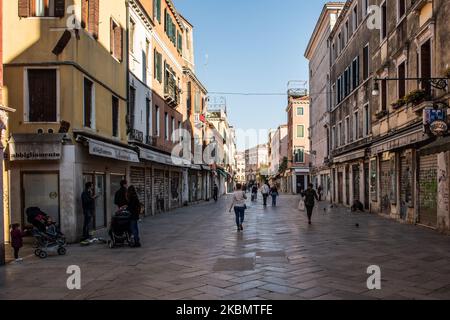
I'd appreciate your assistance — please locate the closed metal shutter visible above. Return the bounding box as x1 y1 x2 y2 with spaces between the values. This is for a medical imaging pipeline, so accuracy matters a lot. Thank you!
352 165 360 202
130 167 145 208
419 154 438 227
154 169 167 213
345 167 350 206
145 168 152 216
399 154 413 220
380 160 391 214
170 171 181 208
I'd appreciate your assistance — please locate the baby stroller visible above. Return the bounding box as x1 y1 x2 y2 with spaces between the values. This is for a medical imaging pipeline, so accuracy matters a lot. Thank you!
26 207 67 259
108 208 134 248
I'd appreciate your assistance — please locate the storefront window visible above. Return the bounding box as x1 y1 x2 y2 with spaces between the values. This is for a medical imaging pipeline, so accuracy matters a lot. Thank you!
83 174 106 229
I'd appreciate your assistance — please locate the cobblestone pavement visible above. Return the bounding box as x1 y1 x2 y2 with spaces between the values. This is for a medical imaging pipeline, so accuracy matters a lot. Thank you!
1 194 450 300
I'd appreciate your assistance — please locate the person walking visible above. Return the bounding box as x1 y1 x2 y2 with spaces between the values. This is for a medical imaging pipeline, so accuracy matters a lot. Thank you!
251 184 258 202
317 185 323 202
127 186 142 247
301 183 320 225
10 223 24 262
229 184 247 232
114 180 128 209
81 182 97 241
213 184 219 202
270 184 279 207
261 183 270 206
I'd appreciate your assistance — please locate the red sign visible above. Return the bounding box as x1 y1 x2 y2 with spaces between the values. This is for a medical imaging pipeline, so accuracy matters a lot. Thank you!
200 114 206 123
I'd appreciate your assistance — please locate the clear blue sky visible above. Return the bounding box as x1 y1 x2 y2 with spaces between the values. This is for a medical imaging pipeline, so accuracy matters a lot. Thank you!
174 0 328 151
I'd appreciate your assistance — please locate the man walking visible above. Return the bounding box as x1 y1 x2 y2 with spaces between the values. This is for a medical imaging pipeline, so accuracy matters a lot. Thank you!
261 182 270 207
81 182 97 240
213 183 219 202
301 183 320 225
114 180 128 209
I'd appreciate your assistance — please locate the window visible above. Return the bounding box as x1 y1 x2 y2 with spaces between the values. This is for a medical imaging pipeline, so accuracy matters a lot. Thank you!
345 116 350 144
112 96 119 137
171 117 175 142
84 78 94 128
165 112 169 140
187 81 192 114
352 56 359 90
128 86 136 131
194 91 200 113
363 44 369 80
297 125 305 138
353 111 359 141
177 31 183 53
81 0 100 39
164 9 176 45
155 106 160 136
338 33 342 53
332 126 336 149
331 83 336 108
363 0 369 17
18 0 65 18
26 69 58 122
381 2 387 40
178 121 182 142
110 19 123 61
398 61 406 99
153 0 161 23
332 43 335 62
297 107 304 116
352 5 358 31
326 127 330 156
381 78 387 111
154 49 162 83
294 148 305 163
345 21 349 44
146 98 151 138
420 39 432 96
143 40 149 84
338 122 342 146
129 19 135 54
364 104 370 137
398 0 406 20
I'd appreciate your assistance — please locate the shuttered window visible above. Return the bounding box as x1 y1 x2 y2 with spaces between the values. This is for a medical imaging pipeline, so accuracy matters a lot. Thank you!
363 45 369 80
112 96 119 137
154 0 161 23
154 49 162 83
84 78 94 128
110 19 123 61
19 0 65 18
297 125 305 138
398 61 406 99
81 0 99 39
27 69 57 122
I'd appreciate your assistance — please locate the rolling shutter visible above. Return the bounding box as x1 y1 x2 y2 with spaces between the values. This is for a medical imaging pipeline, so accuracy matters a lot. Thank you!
419 154 438 227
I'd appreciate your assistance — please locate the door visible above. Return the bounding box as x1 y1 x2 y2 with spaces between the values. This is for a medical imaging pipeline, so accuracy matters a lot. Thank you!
23 172 59 226
170 172 181 208
400 153 413 220
380 160 391 215
83 174 106 229
419 154 438 227
110 174 124 214
364 163 370 210
345 166 350 206
296 175 305 194
130 167 145 210
352 165 360 203
154 169 166 213
338 172 343 204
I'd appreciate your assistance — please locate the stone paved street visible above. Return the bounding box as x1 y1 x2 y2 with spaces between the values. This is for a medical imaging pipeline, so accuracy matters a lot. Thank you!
1 194 450 300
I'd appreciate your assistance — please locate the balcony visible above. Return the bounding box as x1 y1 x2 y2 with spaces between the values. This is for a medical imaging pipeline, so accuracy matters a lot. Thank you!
146 135 158 147
164 76 180 107
128 129 144 143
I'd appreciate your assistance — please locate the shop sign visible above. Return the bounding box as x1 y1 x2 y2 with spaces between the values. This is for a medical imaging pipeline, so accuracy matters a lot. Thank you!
9 139 62 161
89 140 139 163
424 108 449 136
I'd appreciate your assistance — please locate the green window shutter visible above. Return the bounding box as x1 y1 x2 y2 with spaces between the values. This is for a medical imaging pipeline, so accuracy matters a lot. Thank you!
158 53 162 82
297 107 304 115
154 49 157 80
297 125 304 138
157 0 161 23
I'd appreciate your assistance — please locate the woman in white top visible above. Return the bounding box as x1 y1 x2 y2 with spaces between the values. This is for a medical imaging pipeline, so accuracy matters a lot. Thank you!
229 183 247 232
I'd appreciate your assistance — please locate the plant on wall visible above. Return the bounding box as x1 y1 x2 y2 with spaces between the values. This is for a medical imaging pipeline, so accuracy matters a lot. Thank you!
404 89 428 105
391 98 407 110
376 110 388 119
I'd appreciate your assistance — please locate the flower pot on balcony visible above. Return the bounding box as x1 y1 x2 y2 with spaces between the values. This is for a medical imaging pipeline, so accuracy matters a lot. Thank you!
376 110 388 120
391 98 407 110
405 89 429 106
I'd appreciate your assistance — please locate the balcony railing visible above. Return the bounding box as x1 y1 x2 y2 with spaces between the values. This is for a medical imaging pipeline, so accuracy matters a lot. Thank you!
129 129 144 143
146 135 158 147
164 77 180 107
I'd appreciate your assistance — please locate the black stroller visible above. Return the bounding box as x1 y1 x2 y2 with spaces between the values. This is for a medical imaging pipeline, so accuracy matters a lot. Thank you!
26 207 66 259
108 208 134 248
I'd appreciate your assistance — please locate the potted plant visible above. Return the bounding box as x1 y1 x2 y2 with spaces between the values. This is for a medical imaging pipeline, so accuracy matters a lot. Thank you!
376 110 388 119
391 98 407 110
405 89 428 105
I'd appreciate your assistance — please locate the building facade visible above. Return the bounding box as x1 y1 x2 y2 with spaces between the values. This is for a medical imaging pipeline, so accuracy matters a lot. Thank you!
328 0 374 209
369 0 450 232
305 2 344 202
268 125 288 192
286 95 310 194
245 143 268 185
235 152 246 184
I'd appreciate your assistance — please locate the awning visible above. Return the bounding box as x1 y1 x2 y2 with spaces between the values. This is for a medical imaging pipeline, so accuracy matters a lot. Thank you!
201 165 211 171
8 133 65 161
190 164 202 170
333 149 366 164
138 147 190 167
85 137 139 163
371 127 427 155
419 136 450 156
216 167 229 178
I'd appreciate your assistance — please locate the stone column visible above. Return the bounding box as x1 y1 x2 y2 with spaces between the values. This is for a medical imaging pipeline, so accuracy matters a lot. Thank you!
60 144 78 243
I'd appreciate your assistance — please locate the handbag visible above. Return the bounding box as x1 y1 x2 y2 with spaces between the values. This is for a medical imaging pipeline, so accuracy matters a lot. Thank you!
298 199 305 212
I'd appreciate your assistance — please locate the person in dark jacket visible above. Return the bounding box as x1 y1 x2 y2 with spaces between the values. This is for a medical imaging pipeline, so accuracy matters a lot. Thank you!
114 180 128 209
270 184 279 207
213 184 219 202
301 183 320 225
81 182 97 240
127 185 142 248
10 223 24 262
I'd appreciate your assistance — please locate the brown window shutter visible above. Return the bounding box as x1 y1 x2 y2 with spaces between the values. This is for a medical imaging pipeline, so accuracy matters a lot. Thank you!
110 19 114 54
81 0 88 28
54 0 65 17
18 0 30 17
114 26 123 61
93 0 100 39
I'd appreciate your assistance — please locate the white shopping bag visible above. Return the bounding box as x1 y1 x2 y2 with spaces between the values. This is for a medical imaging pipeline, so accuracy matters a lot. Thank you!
298 199 305 212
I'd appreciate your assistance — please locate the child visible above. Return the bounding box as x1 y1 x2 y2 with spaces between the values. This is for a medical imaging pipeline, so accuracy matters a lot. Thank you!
10 224 24 262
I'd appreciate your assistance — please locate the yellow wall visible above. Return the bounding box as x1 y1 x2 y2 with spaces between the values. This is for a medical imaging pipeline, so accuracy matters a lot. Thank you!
420 3 433 27
3 0 128 141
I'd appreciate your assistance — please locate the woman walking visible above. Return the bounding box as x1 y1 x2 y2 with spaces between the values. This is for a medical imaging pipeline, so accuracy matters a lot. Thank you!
270 184 279 207
127 186 142 247
229 184 247 232
302 183 319 225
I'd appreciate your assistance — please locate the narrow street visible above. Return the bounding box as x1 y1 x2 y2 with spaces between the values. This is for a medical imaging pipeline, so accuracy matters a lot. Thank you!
1 195 450 300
